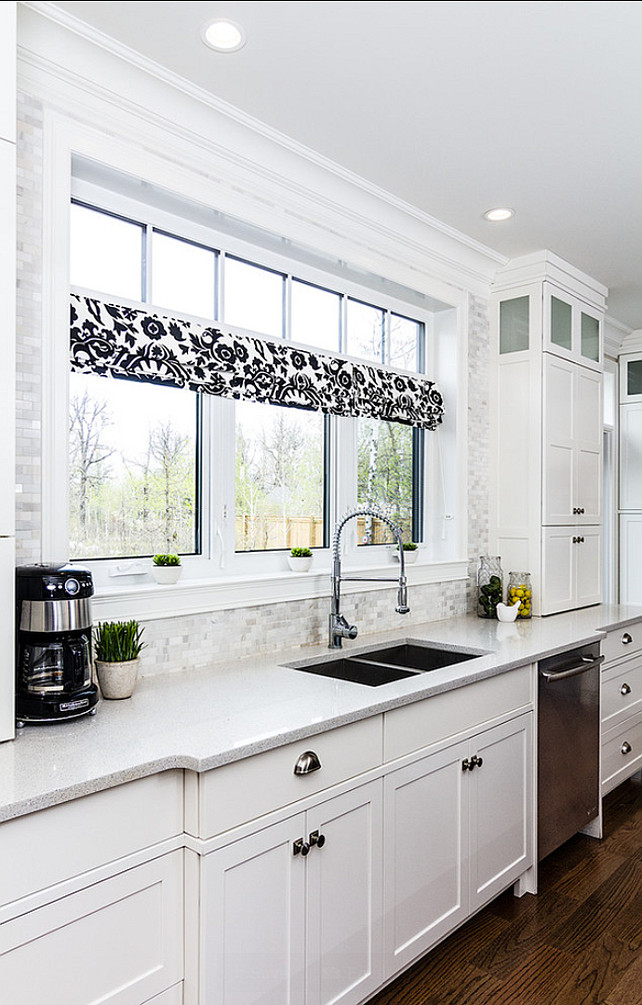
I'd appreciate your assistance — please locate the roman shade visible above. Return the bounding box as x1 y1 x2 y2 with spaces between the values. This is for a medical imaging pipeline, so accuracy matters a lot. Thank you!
70 293 444 430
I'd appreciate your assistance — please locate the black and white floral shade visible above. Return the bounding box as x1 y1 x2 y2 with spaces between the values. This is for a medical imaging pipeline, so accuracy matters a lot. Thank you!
70 294 444 430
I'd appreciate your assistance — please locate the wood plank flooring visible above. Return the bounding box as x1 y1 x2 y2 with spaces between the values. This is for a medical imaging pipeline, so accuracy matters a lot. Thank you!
368 776 642 1005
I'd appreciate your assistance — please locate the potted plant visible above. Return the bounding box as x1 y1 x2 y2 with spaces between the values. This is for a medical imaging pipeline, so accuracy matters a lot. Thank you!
287 546 313 572
394 542 419 564
94 620 146 700
151 553 182 585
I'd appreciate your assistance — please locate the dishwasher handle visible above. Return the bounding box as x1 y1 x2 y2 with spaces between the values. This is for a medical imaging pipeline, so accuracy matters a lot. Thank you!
539 654 605 682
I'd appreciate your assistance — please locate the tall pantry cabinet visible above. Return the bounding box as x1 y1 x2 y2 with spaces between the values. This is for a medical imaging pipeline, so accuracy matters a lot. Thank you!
619 347 642 604
0 3 16 741
490 252 606 616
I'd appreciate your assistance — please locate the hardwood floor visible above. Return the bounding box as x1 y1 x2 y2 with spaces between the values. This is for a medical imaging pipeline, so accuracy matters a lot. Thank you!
369 776 642 1005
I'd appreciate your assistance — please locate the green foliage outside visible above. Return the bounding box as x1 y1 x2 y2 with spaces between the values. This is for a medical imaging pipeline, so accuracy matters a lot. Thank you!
357 418 413 543
235 407 324 551
69 390 196 559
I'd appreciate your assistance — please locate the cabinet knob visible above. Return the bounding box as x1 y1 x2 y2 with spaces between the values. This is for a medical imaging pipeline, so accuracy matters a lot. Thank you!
309 830 326 848
621 742 632 756
471 755 484 769
462 758 472 771
621 683 632 696
293 838 310 856
294 750 322 776
622 633 633 645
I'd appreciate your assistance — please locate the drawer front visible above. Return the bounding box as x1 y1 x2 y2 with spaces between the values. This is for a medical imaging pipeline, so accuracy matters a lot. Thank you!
384 666 532 762
602 623 642 665
0 771 183 908
602 715 642 796
197 716 382 838
0 850 183 1005
601 656 642 728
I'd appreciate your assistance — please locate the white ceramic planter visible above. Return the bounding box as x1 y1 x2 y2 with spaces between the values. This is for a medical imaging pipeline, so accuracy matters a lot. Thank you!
393 550 418 564
151 565 182 585
287 555 313 572
95 658 140 700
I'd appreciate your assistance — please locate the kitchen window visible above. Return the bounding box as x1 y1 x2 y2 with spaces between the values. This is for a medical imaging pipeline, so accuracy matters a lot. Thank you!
68 194 442 589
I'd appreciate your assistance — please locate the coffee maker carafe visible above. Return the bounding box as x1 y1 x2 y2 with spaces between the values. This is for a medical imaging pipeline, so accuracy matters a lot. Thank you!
16 564 98 726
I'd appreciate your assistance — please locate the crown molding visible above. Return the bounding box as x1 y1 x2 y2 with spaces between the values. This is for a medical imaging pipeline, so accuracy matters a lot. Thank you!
19 1 504 298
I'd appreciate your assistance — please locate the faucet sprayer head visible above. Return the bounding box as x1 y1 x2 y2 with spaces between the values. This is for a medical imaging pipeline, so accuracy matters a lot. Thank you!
396 583 410 615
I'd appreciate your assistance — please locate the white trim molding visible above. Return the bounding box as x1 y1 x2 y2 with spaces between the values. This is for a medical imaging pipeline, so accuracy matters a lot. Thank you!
92 559 470 623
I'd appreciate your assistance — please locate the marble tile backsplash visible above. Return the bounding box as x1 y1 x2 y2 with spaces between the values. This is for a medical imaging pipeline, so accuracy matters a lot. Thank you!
137 579 469 677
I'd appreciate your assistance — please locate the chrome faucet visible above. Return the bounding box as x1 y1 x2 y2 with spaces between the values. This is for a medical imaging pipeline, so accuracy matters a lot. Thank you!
329 507 410 649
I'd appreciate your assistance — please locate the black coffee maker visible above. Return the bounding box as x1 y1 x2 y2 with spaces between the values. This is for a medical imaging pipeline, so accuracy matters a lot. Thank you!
15 563 99 726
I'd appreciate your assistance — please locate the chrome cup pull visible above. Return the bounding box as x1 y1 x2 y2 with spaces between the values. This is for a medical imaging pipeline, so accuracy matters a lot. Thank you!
294 750 322 776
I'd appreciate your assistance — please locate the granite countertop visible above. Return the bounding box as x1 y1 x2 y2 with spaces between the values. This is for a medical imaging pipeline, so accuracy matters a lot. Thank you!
1 603 641 823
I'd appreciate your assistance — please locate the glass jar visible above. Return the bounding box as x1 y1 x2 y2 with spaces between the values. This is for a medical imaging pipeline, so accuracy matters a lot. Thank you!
477 556 503 619
507 572 532 619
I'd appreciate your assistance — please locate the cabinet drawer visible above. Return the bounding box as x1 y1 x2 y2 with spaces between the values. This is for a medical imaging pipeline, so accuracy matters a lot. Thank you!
194 716 382 838
602 715 642 796
0 771 183 908
0 850 183 1005
384 666 532 762
601 655 642 728
601 624 642 665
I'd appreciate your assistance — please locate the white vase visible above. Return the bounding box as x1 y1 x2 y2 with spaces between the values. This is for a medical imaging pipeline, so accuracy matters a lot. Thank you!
152 565 182 585
95 658 140 700
287 555 313 572
393 550 418 564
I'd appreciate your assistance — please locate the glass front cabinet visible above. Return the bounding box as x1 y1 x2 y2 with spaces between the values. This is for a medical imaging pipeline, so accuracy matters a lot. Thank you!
490 252 606 616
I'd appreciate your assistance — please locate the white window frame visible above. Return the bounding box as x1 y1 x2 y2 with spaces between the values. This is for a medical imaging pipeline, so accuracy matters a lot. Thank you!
41 114 470 621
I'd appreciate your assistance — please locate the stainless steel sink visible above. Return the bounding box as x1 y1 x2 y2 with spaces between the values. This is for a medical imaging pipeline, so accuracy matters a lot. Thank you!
286 641 485 687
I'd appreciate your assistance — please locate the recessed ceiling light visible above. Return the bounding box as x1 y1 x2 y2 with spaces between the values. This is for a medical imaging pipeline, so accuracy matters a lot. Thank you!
201 18 247 53
483 208 515 222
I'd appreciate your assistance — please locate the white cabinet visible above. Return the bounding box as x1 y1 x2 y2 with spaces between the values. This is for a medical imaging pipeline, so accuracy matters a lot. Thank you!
543 282 602 371
601 622 642 796
541 525 602 615
618 354 642 604
0 851 183 1005
543 355 602 525
200 780 383 1005
0 3 15 744
0 773 185 1005
0 5 16 144
490 252 605 615
384 714 532 974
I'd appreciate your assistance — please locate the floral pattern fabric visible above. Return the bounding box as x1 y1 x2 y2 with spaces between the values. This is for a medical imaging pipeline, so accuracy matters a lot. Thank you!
69 294 444 430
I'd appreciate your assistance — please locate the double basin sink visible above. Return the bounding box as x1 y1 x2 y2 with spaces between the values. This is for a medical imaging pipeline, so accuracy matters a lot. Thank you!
287 641 485 687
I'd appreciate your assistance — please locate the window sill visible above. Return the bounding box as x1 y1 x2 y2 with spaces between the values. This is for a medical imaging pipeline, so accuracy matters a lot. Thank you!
92 559 469 623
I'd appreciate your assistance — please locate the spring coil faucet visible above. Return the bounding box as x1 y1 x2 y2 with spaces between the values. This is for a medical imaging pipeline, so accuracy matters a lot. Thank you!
329 507 410 649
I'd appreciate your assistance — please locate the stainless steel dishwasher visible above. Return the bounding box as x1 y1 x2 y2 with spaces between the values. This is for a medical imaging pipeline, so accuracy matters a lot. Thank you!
538 642 603 861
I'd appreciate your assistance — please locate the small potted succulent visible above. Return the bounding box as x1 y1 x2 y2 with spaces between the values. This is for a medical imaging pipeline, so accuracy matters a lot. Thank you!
394 542 419 564
287 546 313 572
151 553 182 585
94 620 146 700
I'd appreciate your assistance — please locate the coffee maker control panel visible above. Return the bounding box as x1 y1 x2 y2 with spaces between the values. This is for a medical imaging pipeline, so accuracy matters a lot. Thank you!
17 564 94 601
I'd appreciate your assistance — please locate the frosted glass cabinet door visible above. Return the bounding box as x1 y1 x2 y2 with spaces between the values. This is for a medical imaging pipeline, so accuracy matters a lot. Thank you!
543 285 602 370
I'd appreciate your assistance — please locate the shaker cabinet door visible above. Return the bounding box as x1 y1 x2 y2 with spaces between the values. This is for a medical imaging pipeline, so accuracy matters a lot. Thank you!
201 814 306 1005
383 742 467 975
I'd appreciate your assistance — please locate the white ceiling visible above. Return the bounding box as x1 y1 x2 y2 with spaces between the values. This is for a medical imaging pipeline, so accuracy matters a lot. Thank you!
47 1 642 329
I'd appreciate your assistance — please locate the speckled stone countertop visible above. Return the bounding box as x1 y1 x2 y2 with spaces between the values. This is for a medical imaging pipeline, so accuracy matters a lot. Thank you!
1 604 641 823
